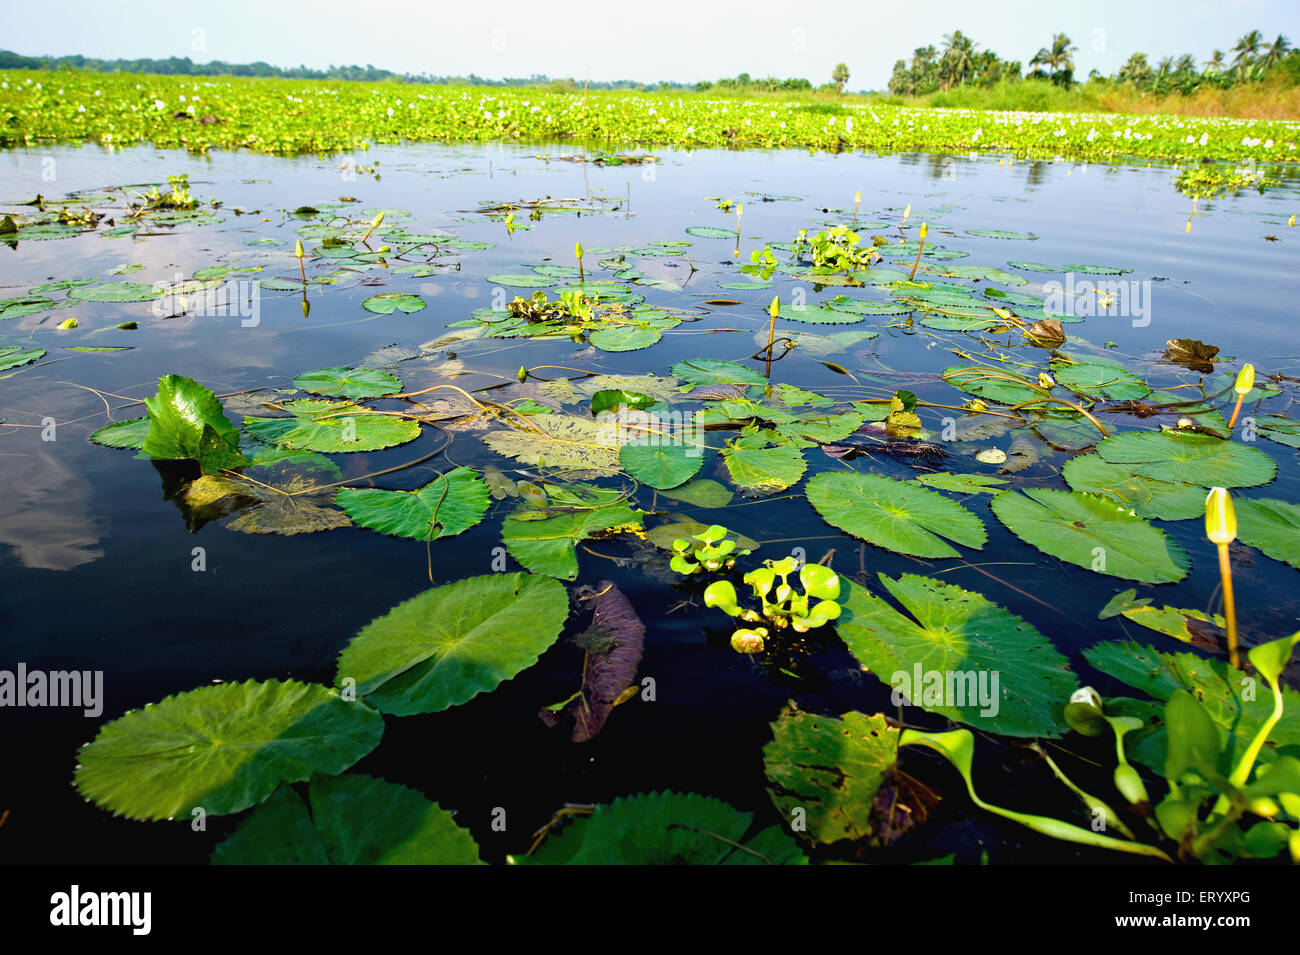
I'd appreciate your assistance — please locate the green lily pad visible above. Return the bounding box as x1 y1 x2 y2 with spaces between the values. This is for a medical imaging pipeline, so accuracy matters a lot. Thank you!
483 414 622 476
1235 498 1300 568
763 708 899 845
807 472 985 559
1051 360 1150 401
913 472 1008 495
68 282 161 303
89 417 151 449
990 488 1189 583
293 367 402 399
671 358 768 390
244 399 421 453
74 679 383 821
966 229 1037 240
1062 454 1206 521
684 226 737 239
1095 431 1277 488
485 272 556 287
0 295 55 319
513 791 805 865
839 575 1073 737
336 467 490 541
143 374 248 472
362 293 426 314
502 487 642 579
722 438 806 493
334 573 569 715
0 345 46 370
212 775 481 865
589 324 662 352
619 440 703 490
660 478 733 508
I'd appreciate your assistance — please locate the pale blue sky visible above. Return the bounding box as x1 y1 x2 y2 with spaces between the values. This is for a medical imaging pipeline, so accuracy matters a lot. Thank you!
2 0 1297 90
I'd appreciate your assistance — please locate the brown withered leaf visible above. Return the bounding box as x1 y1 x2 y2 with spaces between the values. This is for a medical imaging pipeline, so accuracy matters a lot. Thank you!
1024 318 1065 347
539 580 645 742
1164 338 1220 374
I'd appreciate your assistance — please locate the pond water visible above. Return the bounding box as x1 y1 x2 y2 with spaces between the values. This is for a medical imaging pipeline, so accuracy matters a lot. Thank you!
2 142 1298 863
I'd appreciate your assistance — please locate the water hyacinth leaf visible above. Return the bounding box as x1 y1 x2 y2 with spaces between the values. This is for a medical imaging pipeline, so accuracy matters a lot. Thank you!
1235 498 1300 568
142 374 248 472
244 399 421 453
619 440 702 490
1094 431 1277 488
763 708 899 844
1061 453 1206 521
361 293 426 314
723 439 806 493
0 345 46 370
990 488 1189 583
212 775 481 865
807 472 985 559
74 679 384 821
1083 641 1300 771
293 367 402 399
513 791 805 865
335 573 568 716
838 576 1073 737
335 467 490 541
671 358 769 389
89 417 151 449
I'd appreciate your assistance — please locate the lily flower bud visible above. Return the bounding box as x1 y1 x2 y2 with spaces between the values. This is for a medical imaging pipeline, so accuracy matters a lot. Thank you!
1204 487 1237 546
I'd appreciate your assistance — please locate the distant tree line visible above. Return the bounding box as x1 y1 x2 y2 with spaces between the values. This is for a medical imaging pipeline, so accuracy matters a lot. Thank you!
888 29 1299 95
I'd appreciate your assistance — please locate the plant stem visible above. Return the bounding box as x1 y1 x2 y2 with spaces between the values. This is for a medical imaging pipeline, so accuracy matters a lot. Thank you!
1218 542 1240 668
1227 392 1246 431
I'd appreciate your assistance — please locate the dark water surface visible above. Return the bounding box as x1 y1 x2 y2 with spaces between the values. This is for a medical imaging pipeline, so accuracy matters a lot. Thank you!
2 143 1298 863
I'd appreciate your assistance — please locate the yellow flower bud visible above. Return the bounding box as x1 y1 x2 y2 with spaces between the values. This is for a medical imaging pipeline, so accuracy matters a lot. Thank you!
854 190 861 204
1234 363 1255 396
294 240 304 259
736 203 743 217
1038 372 1055 389
371 212 384 228
574 241 583 259
517 365 527 383
919 222 928 241
902 203 911 220
1204 487 1237 546
768 296 780 319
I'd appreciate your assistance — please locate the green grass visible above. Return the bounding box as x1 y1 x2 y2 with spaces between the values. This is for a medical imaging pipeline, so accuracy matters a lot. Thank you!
2 70 1297 162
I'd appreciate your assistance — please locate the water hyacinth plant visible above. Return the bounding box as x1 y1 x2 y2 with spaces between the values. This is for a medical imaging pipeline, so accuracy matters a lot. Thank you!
704 557 843 652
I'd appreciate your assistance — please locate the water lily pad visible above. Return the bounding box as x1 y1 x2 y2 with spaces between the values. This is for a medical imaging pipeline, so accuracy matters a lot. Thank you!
89 417 150 449
68 282 160 303
990 488 1189 583
619 440 702 489
1051 360 1150 401
335 572 569 715
74 679 383 821
244 399 421 453
483 414 621 476
362 293 426 314
914 472 1008 495
485 272 556 287
684 226 737 239
502 487 642 579
1062 454 1205 521
336 467 490 541
143 374 248 472
671 358 768 389
0 345 46 370
778 303 864 325
514 791 805 865
1235 498 1300 568
723 438 806 493
838 574 1073 737
1095 431 1276 488
807 472 985 559
212 775 481 865
763 708 899 845
589 324 662 352
966 229 1037 240
0 295 55 319
293 367 402 399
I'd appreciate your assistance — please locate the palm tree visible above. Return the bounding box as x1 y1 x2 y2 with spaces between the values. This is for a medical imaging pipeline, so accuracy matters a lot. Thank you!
1204 49 1226 72
939 31 977 89
1261 34 1291 70
1231 30 1264 76
1030 32 1078 84
831 63 850 93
